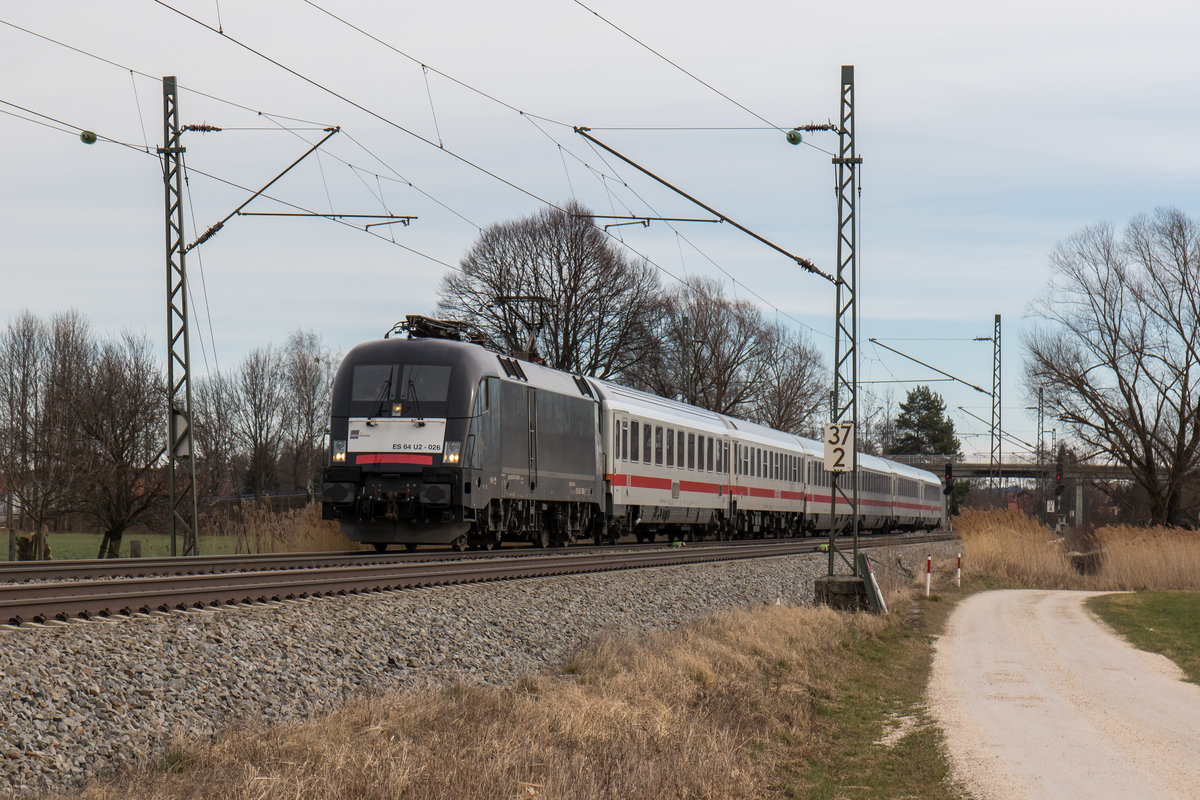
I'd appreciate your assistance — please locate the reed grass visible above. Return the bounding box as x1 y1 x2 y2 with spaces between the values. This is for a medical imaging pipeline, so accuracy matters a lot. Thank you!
200 502 361 554
956 508 1200 591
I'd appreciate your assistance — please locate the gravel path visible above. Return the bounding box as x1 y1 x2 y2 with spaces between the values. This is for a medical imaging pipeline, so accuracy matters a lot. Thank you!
0 541 952 797
928 589 1200 800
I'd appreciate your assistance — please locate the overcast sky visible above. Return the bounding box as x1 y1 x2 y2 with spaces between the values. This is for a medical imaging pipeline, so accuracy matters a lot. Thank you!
3 0 1198 459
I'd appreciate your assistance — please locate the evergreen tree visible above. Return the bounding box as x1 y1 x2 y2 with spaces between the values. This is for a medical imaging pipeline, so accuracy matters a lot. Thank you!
888 385 961 456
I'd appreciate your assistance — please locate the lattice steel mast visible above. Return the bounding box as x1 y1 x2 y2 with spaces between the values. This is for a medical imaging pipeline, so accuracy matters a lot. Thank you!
159 76 198 556
828 65 863 577
989 313 1001 488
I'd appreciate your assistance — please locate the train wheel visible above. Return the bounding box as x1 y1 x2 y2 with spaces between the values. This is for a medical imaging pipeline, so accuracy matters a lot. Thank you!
373 543 389 553
533 528 550 549
404 543 418 552
451 536 468 552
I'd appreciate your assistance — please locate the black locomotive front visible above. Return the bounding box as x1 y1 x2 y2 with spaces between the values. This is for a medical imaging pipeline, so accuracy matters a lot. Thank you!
321 338 495 551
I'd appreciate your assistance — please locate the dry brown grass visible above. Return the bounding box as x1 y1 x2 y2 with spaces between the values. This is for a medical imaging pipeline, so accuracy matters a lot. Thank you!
201 502 363 554
76 605 892 800
956 508 1200 591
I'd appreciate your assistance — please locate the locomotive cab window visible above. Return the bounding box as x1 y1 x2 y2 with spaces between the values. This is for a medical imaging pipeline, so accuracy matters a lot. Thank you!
351 364 394 403
350 363 452 415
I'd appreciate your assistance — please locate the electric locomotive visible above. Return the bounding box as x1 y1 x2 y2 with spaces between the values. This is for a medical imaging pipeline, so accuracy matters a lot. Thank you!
321 316 606 551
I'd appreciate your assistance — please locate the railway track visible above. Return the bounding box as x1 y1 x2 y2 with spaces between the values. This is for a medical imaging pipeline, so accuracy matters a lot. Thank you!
1 532 953 626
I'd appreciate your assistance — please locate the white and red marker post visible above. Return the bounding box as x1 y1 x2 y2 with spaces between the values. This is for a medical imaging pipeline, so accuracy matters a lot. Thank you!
925 555 933 597
956 553 962 587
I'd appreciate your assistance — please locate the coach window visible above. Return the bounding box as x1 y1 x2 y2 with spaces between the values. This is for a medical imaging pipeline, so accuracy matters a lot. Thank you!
643 424 653 464
685 432 693 469
677 431 685 469
705 437 712 471
620 421 628 461
630 421 640 462
654 426 663 466
716 439 723 472
613 424 620 461
666 428 674 467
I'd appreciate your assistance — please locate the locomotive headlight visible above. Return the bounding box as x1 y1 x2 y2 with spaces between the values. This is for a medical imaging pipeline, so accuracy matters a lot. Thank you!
333 440 347 463
443 440 461 464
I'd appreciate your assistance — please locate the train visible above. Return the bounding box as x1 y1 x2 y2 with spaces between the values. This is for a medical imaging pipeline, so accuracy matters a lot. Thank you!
321 316 946 551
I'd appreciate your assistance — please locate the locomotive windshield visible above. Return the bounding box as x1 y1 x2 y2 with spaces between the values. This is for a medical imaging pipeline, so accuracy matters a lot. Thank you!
350 364 453 410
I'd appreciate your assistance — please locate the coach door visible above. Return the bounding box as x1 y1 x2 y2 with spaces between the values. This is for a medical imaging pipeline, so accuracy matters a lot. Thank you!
527 390 538 490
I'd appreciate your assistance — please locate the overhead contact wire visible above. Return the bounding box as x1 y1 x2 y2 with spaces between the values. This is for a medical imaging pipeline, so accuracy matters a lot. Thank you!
0 17 331 128
0 95 463 272
572 0 785 132
153 2 560 210
299 0 572 129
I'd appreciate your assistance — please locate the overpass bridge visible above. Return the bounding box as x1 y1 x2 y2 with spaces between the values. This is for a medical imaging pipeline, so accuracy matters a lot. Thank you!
887 455 1136 483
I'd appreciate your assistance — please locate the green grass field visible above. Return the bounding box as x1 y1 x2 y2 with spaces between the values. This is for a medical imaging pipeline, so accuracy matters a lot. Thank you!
4 531 242 561
1088 591 1200 685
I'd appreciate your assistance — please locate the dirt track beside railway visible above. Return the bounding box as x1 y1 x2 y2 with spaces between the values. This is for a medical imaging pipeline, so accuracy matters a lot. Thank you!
928 590 1200 800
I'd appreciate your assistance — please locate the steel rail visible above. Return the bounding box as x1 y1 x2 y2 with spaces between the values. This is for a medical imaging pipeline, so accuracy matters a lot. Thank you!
1 533 953 626
0 543 747 583
0 532 948 583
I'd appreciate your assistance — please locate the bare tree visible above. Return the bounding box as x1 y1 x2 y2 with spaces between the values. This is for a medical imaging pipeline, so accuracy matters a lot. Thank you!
281 329 335 496
194 373 240 499
0 311 90 557
76 333 167 558
749 323 827 435
629 276 772 417
233 346 286 498
0 312 42 545
1025 208 1200 525
438 201 664 379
